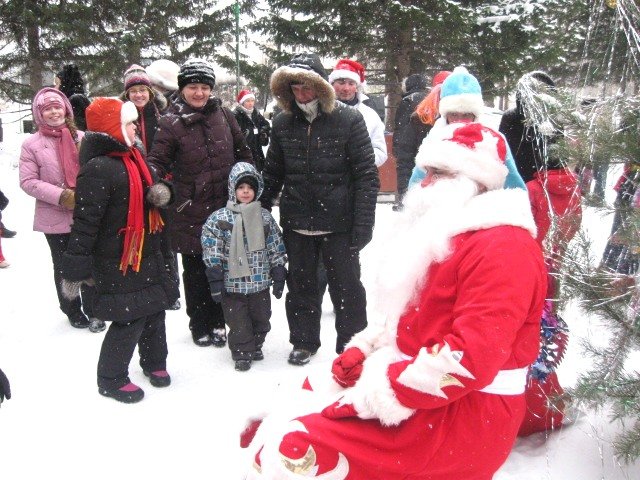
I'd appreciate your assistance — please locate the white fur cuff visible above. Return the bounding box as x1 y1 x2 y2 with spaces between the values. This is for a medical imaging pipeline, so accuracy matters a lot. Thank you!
343 347 415 426
344 324 386 357
396 343 474 399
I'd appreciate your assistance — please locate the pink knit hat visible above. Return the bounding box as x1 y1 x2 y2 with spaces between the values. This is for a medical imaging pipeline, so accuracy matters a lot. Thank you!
32 87 74 127
123 64 151 92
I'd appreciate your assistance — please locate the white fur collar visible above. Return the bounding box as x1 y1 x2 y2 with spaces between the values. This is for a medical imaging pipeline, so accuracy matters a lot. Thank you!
372 188 536 340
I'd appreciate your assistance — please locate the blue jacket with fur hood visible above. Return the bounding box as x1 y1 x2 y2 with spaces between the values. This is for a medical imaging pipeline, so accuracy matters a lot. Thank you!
201 162 286 294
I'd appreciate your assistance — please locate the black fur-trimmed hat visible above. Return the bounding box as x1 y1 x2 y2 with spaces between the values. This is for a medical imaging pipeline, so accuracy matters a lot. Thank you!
178 59 216 90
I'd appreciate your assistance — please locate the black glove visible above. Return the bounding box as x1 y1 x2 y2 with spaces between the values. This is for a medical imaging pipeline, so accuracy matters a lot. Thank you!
0 368 11 405
205 266 224 302
271 265 287 299
259 127 270 146
0 190 8 211
351 225 373 251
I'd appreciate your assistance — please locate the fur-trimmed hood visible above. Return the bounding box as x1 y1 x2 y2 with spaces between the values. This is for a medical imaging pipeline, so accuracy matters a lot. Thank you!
270 54 336 114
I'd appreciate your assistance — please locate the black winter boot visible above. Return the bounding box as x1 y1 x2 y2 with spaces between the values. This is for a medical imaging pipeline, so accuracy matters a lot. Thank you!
99 383 144 403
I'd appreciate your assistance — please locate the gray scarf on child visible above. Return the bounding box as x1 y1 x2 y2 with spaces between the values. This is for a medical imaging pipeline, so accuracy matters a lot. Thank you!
227 201 265 278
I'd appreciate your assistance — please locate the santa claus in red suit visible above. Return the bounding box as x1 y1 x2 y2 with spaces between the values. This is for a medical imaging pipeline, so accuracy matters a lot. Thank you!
242 122 547 480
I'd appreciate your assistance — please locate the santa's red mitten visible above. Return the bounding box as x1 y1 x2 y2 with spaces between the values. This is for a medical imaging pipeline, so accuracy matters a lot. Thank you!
331 347 366 387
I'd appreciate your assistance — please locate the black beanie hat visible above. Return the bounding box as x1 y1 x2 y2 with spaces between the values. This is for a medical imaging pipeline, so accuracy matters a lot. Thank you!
236 175 259 193
178 58 216 90
287 52 328 81
57 64 85 98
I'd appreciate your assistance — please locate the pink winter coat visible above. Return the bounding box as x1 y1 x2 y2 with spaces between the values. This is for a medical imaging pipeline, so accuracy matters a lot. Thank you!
19 130 84 233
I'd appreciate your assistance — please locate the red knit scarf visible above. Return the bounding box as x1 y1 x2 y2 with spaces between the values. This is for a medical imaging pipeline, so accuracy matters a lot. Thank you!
109 147 164 274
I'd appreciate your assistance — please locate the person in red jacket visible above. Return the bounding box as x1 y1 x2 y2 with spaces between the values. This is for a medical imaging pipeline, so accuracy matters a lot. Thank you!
519 161 581 437
242 122 546 480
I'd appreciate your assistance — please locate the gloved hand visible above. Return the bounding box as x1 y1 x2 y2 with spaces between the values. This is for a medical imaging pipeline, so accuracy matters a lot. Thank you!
351 225 373 251
0 367 11 405
61 278 94 300
205 266 224 302
59 189 75 210
259 127 270 146
146 182 172 207
331 347 366 388
0 190 8 211
271 265 287 299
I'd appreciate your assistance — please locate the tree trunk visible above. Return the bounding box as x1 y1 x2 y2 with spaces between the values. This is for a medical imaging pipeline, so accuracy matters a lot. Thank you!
385 26 412 131
27 23 43 93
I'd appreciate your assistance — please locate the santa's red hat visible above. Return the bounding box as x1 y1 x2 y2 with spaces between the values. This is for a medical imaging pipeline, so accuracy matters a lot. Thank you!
86 97 138 147
416 122 508 191
237 89 256 105
328 58 366 85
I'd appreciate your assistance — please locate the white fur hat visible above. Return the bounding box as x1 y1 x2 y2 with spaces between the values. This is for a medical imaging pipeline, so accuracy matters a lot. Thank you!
146 59 180 92
416 122 509 191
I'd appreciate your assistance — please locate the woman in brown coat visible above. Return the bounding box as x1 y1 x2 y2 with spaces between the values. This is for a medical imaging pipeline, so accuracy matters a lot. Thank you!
148 59 252 347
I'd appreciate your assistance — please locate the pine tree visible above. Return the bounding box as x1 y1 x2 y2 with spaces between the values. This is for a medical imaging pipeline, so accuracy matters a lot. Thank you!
0 0 257 102
251 0 476 128
555 0 640 463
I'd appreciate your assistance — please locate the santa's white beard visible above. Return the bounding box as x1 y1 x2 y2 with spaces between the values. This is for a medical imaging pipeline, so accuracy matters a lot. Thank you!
373 176 480 325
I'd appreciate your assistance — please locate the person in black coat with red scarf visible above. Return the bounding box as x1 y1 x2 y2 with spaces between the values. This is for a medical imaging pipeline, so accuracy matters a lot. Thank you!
61 97 179 404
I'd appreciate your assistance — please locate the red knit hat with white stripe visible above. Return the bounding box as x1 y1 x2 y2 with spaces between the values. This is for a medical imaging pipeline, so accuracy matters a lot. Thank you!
237 89 256 105
328 58 366 86
416 122 508 191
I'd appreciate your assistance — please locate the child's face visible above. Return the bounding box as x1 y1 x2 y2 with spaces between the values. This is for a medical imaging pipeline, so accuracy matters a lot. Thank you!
236 183 255 204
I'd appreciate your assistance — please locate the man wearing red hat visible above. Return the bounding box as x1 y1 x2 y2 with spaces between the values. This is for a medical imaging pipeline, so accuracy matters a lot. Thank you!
234 89 271 171
243 122 546 480
329 59 387 167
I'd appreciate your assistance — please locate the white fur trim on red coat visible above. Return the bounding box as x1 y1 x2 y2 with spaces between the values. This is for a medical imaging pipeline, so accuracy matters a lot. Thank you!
415 125 508 191
344 323 387 356
396 343 475 398
340 346 415 426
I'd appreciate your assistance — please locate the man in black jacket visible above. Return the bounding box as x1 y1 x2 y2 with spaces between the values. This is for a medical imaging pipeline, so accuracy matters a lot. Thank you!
261 52 380 365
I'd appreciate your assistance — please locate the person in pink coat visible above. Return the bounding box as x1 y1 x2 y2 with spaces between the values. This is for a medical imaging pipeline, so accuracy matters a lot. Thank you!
241 123 546 480
19 87 104 332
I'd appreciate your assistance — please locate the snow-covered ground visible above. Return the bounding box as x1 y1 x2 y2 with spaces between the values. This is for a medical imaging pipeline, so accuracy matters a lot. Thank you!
0 127 639 479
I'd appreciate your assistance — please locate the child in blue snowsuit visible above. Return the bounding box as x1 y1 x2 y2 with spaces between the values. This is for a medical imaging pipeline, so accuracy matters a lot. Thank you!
201 162 287 371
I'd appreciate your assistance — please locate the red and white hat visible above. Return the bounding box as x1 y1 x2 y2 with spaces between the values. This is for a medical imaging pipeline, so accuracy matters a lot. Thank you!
86 97 138 147
237 89 256 105
416 122 508 191
328 58 366 86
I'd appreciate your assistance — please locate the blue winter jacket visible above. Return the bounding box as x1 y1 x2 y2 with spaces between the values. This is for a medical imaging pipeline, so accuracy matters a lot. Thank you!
201 162 286 294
